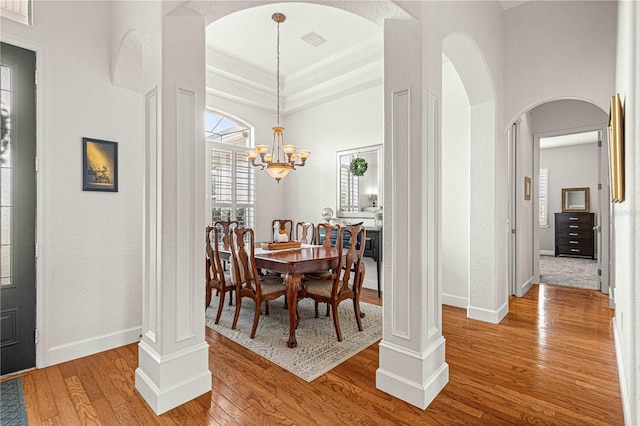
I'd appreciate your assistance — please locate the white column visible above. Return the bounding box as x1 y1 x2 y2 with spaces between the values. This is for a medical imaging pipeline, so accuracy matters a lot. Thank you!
135 9 211 415
376 18 449 409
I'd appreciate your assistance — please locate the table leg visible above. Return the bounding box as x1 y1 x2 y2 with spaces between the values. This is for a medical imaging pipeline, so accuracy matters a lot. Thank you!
284 273 303 348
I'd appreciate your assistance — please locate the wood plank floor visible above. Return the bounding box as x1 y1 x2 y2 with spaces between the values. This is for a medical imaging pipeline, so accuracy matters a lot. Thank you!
3 284 623 425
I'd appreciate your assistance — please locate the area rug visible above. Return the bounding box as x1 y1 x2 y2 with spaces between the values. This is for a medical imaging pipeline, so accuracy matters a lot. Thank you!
539 255 599 290
205 295 382 382
0 377 28 426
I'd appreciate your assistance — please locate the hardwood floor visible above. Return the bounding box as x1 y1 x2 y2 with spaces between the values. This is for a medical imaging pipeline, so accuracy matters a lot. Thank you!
4 285 623 425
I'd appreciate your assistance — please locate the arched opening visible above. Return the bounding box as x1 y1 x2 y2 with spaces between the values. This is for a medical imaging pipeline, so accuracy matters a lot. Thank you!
506 99 610 298
442 33 503 322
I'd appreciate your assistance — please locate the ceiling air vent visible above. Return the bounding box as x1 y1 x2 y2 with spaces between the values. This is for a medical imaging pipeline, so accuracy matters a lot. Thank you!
301 31 326 48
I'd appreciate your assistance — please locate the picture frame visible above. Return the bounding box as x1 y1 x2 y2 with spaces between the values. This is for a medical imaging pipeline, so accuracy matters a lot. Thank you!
82 137 118 192
524 176 531 201
608 93 625 202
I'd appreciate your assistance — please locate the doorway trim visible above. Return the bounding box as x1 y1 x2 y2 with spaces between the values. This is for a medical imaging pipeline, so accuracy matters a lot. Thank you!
533 123 610 294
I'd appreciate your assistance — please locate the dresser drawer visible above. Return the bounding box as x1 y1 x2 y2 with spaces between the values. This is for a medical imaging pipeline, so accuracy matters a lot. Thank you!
555 227 593 239
555 214 593 227
556 245 594 257
556 236 593 246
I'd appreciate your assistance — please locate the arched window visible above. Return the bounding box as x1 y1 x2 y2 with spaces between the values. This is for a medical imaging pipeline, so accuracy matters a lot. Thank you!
206 110 254 227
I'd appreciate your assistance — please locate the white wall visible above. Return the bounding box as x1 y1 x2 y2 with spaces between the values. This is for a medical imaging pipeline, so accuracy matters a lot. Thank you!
441 58 470 308
613 2 639 424
504 1 617 122
539 144 599 252
1 1 145 366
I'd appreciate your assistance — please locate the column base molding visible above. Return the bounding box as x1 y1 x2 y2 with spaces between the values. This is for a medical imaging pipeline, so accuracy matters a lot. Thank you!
135 341 211 415
467 301 508 324
376 337 449 409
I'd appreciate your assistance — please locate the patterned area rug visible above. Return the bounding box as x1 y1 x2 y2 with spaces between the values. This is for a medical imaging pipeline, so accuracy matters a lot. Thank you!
0 377 28 426
205 295 382 382
539 255 599 290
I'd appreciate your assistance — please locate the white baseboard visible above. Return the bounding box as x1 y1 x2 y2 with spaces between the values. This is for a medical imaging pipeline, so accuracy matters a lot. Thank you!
540 250 555 256
613 317 633 425
442 293 468 309
467 301 508 324
521 277 534 296
46 326 141 366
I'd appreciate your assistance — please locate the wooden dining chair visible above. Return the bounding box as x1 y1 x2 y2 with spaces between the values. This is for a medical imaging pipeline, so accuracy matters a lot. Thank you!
295 222 315 244
315 222 340 249
303 225 367 342
229 227 287 339
205 223 237 323
272 219 293 241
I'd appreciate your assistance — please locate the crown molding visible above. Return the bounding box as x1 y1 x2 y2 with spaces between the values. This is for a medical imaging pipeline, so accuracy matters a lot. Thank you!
206 36 383 115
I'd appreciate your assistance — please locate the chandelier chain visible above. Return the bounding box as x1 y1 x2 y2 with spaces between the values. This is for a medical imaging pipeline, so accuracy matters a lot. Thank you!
276 19 280 128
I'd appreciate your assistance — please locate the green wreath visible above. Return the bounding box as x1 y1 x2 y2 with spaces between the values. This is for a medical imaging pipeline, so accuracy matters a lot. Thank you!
349 157 368 177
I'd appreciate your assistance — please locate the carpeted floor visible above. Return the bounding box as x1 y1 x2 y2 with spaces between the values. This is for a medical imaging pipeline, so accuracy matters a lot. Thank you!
0 377 28 426
205 295 382 382
539 255 599 290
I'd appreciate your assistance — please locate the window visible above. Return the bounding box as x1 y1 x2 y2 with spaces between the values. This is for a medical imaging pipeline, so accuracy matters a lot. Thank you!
206 110 254 228
539 168 549 227
1 65 12 285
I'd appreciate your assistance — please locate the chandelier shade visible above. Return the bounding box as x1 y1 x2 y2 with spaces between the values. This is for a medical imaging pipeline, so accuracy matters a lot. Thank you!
245 13 310 183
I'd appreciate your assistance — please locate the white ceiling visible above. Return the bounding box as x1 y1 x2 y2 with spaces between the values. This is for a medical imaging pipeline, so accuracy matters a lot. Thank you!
540 130 600 149
205 3 381 78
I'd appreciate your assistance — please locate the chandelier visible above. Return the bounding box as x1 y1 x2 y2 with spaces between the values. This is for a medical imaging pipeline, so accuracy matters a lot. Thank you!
246 12 310 183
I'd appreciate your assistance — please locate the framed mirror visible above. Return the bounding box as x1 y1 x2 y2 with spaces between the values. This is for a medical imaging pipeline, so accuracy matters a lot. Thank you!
336 145 382 218
562 187 590 212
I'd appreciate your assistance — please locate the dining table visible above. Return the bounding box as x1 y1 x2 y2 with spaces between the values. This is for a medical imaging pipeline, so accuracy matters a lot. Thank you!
219 244 340 348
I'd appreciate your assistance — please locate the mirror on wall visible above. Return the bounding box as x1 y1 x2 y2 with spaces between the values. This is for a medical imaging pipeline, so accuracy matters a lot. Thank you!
336 145 382 218
562 187 590 212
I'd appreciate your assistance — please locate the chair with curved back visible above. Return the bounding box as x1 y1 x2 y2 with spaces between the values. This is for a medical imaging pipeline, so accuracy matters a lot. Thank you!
205 221 238 323
272 219 293 241
295 222 315 244
229 227 287 339
303 224 367 342
303 222 341 316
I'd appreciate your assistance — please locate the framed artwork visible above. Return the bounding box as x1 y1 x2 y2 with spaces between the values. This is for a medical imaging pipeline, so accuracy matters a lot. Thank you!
608 93 625 202
82 137 118 192
524 176 531 201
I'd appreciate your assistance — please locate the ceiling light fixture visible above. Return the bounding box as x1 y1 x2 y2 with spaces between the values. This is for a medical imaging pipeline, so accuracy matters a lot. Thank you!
246 12 310 183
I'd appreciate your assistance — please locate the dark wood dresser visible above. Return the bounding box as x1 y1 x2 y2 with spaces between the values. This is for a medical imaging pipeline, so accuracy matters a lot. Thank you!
554 212 595 259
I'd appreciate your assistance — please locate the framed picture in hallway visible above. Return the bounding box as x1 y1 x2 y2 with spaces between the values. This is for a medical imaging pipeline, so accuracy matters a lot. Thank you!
82 137 118 192
608 93 624 203
524 176 531 200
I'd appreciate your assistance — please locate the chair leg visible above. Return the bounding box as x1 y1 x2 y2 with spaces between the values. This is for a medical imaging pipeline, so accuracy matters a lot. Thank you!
314 300 319 318
215 290 225 324
325 303 330 317
228 289 233 306
250 300 261 339
265 300 270 315
205 284 212 310
352 297 363 331
331 301 343 342
232 294 242 330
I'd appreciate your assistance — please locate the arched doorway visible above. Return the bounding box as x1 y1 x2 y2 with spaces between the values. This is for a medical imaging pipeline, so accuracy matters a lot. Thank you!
441 33 505 322
507 99 610 298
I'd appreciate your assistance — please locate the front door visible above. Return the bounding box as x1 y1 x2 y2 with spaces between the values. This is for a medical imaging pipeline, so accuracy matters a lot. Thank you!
0 43 37 375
